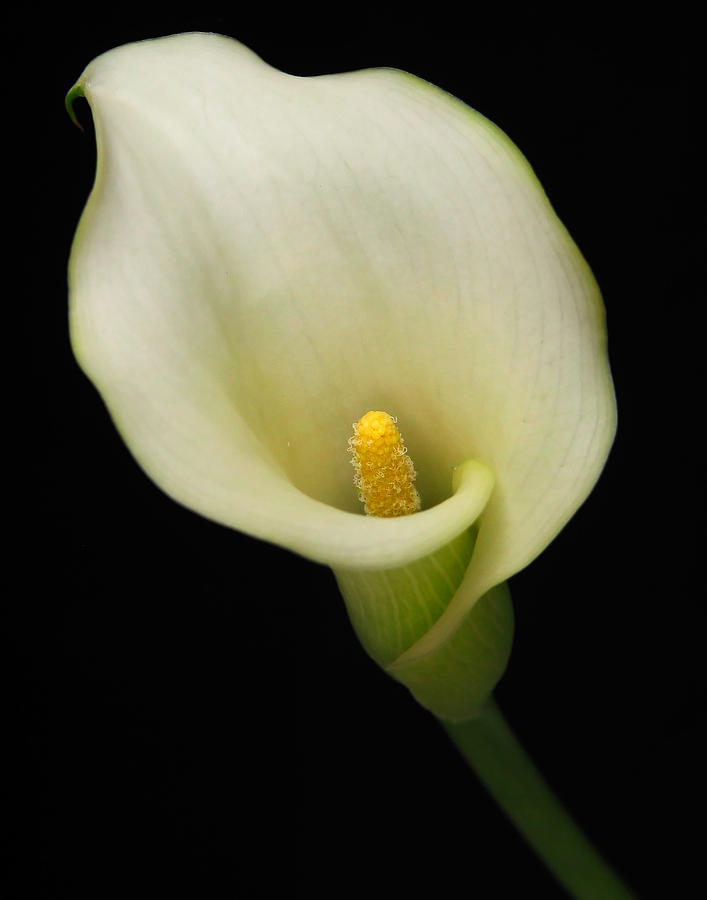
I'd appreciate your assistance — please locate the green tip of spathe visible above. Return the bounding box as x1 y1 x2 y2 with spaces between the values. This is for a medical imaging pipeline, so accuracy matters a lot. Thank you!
65 83 85 131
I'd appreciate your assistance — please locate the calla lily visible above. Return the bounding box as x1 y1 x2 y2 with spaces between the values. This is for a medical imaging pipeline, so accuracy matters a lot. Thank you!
67 33 615 722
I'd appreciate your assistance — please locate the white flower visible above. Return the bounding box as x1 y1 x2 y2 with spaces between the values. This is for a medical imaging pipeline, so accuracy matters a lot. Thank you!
68 33 615 719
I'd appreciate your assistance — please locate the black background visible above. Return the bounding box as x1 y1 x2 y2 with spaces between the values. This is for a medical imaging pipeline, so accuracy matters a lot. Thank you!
7 9 702 899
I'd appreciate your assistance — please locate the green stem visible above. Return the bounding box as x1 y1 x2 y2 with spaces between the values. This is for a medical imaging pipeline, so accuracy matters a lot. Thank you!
441 700 635 899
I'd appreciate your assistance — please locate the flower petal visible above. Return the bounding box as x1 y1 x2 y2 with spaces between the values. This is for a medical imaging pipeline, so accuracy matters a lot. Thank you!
68 33 615 587
388 582 514 721
335 526 514 720
335 527 478 667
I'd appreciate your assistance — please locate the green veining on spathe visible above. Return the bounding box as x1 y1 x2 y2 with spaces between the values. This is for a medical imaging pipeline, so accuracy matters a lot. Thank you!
334 526 476 667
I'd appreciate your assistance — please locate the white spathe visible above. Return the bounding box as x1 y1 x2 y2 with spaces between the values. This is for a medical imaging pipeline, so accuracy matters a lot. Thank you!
68 33 615 626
